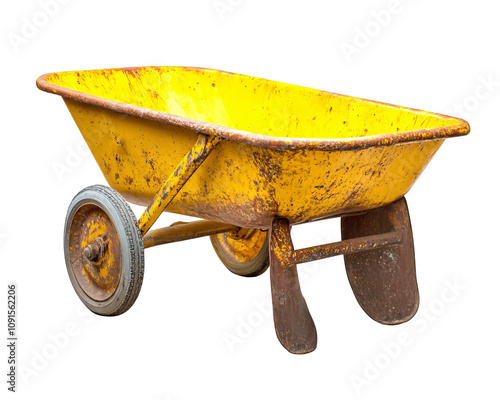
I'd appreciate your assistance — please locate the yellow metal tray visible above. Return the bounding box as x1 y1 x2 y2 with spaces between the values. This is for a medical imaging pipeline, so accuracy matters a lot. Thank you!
37 66 469 228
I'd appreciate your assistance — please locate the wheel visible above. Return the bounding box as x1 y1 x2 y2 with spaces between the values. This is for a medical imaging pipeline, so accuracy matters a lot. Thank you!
210 228 269 277
64 185 144 316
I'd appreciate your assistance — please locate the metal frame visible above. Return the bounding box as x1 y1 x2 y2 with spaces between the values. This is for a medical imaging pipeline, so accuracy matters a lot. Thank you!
269 218 403 267
267 214 410 354
137 133 222 236
144 220 239 249
267 198 417 354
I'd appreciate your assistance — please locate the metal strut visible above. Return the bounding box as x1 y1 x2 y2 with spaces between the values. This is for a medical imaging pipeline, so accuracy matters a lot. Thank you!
138 133 221 236
268 216 406 354
143 220 239 248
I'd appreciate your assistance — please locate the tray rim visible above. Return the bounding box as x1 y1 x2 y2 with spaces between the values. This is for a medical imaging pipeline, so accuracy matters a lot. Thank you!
36 66 470 151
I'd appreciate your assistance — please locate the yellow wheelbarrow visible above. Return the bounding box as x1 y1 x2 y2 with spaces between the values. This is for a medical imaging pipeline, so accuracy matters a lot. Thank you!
37 67 469 354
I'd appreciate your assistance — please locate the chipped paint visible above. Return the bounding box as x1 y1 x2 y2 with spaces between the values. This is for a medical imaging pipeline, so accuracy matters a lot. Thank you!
36 67 470 229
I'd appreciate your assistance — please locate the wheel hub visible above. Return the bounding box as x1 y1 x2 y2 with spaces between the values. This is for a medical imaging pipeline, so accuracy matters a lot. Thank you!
83 235 108 262
68 204 122 302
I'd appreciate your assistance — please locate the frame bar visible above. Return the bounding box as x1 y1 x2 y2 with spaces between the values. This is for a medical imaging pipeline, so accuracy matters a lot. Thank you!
143 220 239 249
291 231 402 265
138 133 221 236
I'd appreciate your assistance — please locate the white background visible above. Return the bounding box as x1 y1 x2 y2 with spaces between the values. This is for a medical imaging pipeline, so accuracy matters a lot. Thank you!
1 0 499 399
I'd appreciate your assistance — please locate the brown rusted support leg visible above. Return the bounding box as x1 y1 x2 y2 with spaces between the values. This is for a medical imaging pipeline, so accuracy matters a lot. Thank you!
269 218 317 354
341 197 418 325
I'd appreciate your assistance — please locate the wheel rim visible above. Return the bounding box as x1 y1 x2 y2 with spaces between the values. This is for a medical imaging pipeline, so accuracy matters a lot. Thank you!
212 228 268 269
68 204 122 302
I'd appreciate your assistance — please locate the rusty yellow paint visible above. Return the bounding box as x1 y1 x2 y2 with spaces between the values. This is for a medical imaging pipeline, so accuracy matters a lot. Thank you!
143 220 239 248
85 219 116 291
38 67 469 229
138 133 221 236
81 218 108 284
69 205 121 301
214 229 268 264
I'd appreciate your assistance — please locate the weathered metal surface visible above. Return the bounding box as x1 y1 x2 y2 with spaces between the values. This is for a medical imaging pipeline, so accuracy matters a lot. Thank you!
269 218 317 354
144 220 238 248
138 133 221 236
83 235 108 262
341 197 418 325
268 201 418 352
291 231 402 265
36 67 470 151
39 67 468 353
211 228 269 277
36 67 470 229
67 204 121 302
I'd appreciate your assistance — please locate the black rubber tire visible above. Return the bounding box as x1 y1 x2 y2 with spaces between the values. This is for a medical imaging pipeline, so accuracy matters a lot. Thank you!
210 230 270 277
64 185 144 316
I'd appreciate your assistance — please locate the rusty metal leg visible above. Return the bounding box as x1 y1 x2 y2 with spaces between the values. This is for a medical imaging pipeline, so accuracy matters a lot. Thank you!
269 218 317 354
138 133 221 236
341 197 418 325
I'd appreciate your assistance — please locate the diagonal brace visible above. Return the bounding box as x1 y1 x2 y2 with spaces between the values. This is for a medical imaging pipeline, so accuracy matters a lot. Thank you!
138 133 221 236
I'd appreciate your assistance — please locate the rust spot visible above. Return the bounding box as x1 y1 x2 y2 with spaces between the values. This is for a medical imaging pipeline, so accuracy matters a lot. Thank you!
67 204 122 302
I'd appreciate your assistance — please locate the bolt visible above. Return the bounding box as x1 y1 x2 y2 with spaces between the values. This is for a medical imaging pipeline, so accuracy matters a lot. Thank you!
83 236 107 262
